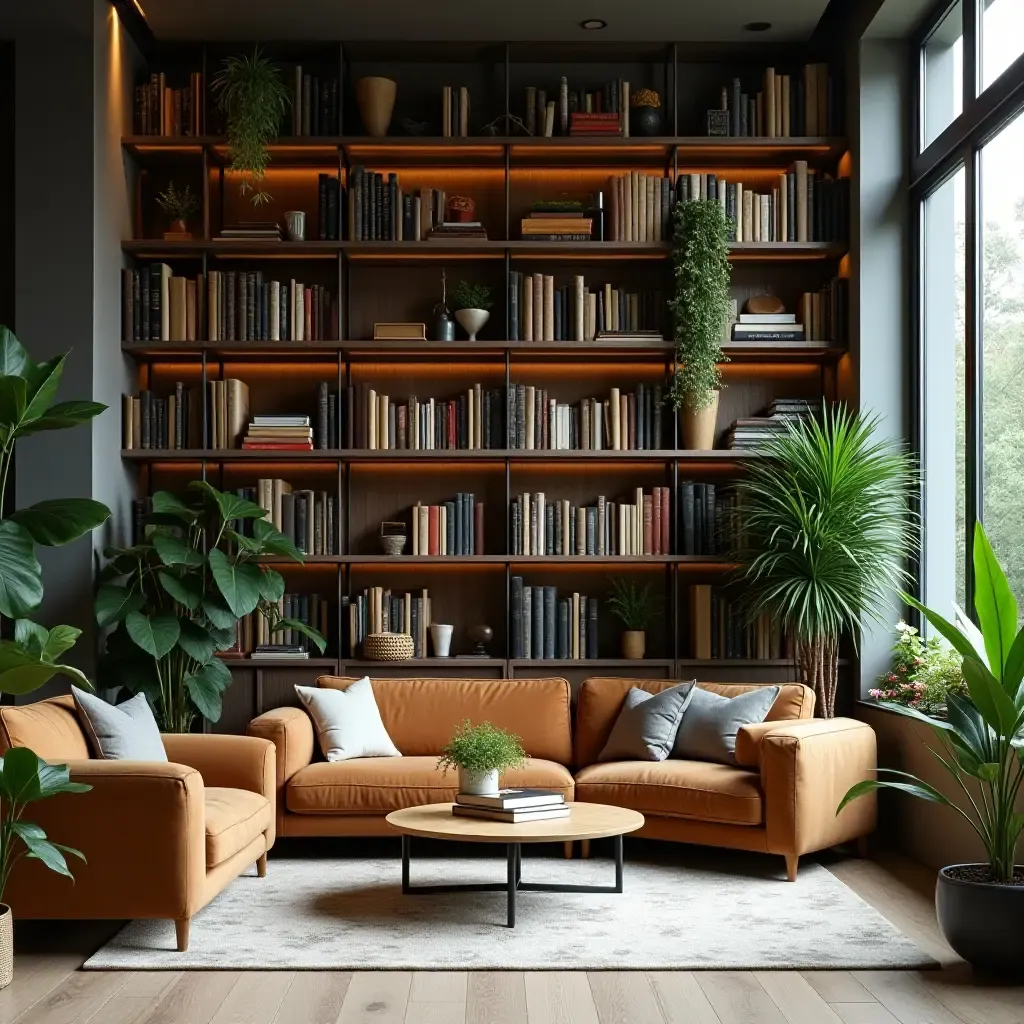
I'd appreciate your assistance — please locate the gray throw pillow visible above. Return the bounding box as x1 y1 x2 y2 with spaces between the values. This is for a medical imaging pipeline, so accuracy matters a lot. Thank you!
72 686 167 761
672 686 780 765
598 682 695 762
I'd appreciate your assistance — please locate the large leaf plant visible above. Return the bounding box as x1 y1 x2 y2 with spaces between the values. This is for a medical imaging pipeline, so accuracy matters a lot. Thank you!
97 482 325 732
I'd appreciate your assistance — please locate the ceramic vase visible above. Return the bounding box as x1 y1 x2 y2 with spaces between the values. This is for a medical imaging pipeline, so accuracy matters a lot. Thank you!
631 105 663 136
455 308 489 341
430 623 454 658
681 391 720 451
621 630 646 660
458 767 500 796
356 77 397 137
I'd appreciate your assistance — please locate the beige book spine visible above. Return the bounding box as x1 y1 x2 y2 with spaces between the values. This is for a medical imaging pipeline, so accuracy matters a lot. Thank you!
368 389 378 450
779 173 788 242
794 160 808 242
609 387 621 450
653 176 662 242
735 183 744 241
523 275 534 342
574 275 585 342
624 172 633 242
543 274 554 342
586 292 597 342
379 393 389 450
782 75 791 137
645 175 655 242
532 273 543 342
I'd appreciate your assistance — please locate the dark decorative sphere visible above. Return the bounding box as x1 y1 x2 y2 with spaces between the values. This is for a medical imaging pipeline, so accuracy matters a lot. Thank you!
632 105 663 137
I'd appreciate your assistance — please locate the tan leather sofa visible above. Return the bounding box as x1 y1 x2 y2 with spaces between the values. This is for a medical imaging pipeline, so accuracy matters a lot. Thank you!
0 695 275 951
249 675 876 879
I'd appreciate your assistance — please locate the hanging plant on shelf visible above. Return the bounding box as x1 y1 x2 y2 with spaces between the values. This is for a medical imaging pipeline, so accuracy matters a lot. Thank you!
213 48 291 207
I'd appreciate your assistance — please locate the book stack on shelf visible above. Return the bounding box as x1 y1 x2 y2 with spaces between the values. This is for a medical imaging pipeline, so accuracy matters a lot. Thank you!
315 382 346 449
247 592 331 653
231 479 337 556
357 385 505 450
679 482 739 556
511 488 671 557
607 174 673 242
122 266 203 342
511 578 599 660
290 67 340 136
411 495 484 556
569 112 621 136
524 79 630 137
441 85 471 136
732 311 804 342
520 202 592 242
343 587 431 658
216 222 283 242
507 383 663 451
122 385 195 451
800 277 849 343
133 72 203 136
427 220 488 242
452 789 569 823
242 414 313 451
249 645 309 661
724 398 823 450
207 271 337 342
206 380 251 449
712 63 836 138
508 272 662 342
690 584 794 660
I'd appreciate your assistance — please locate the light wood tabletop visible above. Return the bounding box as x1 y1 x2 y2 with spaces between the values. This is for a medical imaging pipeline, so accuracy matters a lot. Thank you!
386 802 645 844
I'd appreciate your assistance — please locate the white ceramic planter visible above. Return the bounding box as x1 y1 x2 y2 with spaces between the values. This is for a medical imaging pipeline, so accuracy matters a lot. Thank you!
455 308 490 341
430 623 454 657
458 767 500 796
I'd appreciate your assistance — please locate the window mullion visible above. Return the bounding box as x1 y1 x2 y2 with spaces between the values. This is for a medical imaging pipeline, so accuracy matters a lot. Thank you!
963 0 979 102
962 143 982 618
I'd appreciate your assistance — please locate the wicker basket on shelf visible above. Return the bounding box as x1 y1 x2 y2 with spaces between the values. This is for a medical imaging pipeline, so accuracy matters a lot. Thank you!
362 632 415 660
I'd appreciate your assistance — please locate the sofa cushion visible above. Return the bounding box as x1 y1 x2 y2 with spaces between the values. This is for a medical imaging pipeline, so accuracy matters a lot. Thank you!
0 695 91 760
575 678 813 768
598 683 694 762
315 676 572 763
296 678 401 762
574 760 764 826
672 686 779 765
286 756 574 815
205 787 272 867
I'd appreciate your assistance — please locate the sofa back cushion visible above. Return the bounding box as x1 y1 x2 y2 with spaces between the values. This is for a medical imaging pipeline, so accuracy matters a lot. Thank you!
316 676 573 763
0 695 91 760
575 678 814 768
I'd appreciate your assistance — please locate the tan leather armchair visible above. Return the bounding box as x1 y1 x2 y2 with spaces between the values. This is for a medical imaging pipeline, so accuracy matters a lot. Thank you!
0 696 276 951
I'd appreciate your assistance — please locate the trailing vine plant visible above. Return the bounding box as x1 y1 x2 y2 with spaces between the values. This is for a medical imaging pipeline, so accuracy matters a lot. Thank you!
213 48 291 207
668 199 733 410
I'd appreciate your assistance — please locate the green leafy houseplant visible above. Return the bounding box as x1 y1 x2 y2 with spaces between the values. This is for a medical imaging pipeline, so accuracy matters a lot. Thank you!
451 281 493 312
869 620 967 717
437 720 527 777
668 199 732 412
732 405 917 717
606 577 662 631
154 182 199 225
97 482 325 733
213 48 291 206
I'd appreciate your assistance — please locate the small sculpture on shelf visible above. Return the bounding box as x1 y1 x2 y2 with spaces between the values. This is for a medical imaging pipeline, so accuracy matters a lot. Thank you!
630 88 662 137
379 521 407 556
155 181 199 240
451 281 493 341
433 269 456 341
466 624 493 658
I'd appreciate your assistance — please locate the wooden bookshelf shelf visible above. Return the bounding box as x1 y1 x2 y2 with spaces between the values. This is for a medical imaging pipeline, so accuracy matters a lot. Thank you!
121 449 757 464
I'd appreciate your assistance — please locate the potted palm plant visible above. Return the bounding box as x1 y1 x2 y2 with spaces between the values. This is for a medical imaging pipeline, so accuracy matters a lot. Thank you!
606 577 662 660
669 199 732 450
451 281 493 341
841 523 1024 974
438 720 526 797
732 405 917 717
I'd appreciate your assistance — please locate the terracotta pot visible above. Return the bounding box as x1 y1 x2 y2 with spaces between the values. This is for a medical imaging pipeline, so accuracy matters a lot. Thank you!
356 77 397 138
936 865 1024 974
681 391 720 450
621 630 646 660
163 218 191 240
0 904 12 990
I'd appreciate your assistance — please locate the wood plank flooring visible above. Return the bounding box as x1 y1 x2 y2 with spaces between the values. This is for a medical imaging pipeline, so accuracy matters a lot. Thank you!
5 852 1023 1024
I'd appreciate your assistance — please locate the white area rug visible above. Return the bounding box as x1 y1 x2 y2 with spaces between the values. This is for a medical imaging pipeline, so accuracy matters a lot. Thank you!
84 850 935 971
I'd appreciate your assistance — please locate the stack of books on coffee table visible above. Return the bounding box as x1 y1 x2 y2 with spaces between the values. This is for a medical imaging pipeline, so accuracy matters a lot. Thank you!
452 789 570 823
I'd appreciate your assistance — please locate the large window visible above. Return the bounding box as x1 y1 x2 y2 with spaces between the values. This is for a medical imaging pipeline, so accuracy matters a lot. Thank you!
982 0 1024 90
923 0 962 148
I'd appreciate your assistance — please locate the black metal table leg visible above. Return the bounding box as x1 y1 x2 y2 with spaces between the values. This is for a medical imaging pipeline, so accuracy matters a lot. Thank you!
614 833 623 893
515 842 522 886
506 843 517 927
401 834 410 893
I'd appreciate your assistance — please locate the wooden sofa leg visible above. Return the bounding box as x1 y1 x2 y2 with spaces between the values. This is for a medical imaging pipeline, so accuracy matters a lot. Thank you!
580 839 591 860
257 853 268 877
175 917 191 952
562 841 574 859
785 855 799 882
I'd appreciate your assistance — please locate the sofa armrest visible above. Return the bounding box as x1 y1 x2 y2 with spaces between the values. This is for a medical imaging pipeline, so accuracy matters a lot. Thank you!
247 708 314 831
162 734 275 798
6 760 207 920
734 720 809 768
760 718 877 858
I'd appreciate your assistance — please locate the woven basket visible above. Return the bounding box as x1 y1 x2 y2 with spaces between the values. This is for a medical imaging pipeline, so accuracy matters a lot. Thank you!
0 904 12 990
362 632 415 660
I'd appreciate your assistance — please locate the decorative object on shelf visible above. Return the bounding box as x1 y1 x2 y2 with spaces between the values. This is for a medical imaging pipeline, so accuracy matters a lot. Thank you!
356 76 397 137
433 269 456 341
430 623 454 658
283 209 306 242
630 88 662 136
669 199 733 450
213 47 291 207
362 632 415 661
745 294 786 315
466 624 493 657
155 181 198 239
606 577 662 660
732 405 916 718
448 195 476 223
379 521 407 556
868 620 965 716
706 109 731 136
98 481 325 733
437 719 527 798
452 281 493 341
840 523 1024 974
373 323 427 341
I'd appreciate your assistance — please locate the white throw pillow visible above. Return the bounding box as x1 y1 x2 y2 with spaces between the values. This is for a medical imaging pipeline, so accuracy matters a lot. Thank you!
295 678 401 762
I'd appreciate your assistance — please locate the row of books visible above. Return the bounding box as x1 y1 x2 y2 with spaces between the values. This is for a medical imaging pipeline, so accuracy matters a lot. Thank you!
523 79 632 138
233 480 338 556
133 72 203 136
243 414 313 451
347 170 465 242
359 387 505 451
713 64 836 138
121 267 202 343
724 398 823 450
508 272 662 342
441 85 471 137
511 579 598 660
290 68 340 137
679 482 733 557
234 593 332 654
507 383 664 451
606 173 674 243
410 496 485 556
343 588 432 659
452 790 569 823
690 585 795 660
207 271 337 342
510 487 672 557
799 278 849 344
121 389 195 451
316 174 343 240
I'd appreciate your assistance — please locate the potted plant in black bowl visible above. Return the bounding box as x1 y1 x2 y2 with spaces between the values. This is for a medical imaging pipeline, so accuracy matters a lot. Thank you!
840 522 1024 974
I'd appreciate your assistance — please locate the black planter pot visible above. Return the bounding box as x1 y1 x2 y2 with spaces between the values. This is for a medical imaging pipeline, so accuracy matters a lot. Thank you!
631 105 662 137
935 864 1024 975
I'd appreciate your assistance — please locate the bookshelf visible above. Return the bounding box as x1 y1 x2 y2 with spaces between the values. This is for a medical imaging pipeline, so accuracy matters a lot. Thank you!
119 40 852 728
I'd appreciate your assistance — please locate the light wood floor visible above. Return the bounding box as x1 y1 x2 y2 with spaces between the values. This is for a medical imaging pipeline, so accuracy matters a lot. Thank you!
3 851 1023 1024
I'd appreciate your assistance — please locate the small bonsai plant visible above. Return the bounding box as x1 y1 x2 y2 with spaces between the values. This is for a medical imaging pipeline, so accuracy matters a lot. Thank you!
607 577 662 659
451 281 493 312
213 48 291 206
438 719 526 795
869 620 966 717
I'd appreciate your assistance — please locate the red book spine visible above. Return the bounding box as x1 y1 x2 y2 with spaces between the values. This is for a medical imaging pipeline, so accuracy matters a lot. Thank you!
428 504 439 556
652 488 662 555
474 501 484 555
642 494 653 556
660 486 671 555
447 401 456 449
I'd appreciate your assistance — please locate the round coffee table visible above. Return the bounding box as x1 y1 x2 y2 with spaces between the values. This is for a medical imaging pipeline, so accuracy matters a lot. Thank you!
385 802 644 927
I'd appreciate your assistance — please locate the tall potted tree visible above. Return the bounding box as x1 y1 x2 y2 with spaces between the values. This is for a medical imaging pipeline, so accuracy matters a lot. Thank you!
668 199 732 450
841 523 1024 974
732 405 917 717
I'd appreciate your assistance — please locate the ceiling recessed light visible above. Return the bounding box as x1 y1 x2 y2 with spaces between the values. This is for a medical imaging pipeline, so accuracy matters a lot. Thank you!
743 21 772 32
580 19 607 30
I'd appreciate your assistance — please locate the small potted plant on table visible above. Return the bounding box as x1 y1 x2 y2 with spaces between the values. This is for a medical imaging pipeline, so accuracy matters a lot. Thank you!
438 719 526 797
607 577 661 660
451 281 493 341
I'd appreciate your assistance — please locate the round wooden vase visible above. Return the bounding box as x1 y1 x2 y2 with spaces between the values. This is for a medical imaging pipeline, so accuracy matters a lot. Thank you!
621 630 646 660
681 391 720 451
356 77 397 137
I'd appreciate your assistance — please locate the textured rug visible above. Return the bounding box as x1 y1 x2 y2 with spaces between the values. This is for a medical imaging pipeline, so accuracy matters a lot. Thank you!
84 850 935 971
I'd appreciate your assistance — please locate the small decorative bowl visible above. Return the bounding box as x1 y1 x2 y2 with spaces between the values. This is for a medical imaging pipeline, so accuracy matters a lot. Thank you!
362 632 415 660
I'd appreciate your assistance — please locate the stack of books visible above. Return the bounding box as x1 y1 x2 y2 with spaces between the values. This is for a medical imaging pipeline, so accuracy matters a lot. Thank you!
731 312 804 342
427 221 488 241
216 222 283 242
724 398 823 450
569 112 621 136
250 644 309 661
521 203 592 242
242 415 314 451
452 789 570 823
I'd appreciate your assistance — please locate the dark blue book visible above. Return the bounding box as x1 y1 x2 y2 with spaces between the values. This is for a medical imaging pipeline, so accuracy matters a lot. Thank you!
557 599 569 659
532 586 544 662
511 576 524 657
543 587 556 659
